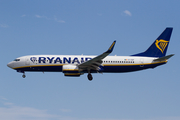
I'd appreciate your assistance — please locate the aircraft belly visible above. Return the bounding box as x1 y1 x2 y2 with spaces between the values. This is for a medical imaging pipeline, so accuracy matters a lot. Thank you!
102 65 143 72
16 65 63 72
102 62 166 73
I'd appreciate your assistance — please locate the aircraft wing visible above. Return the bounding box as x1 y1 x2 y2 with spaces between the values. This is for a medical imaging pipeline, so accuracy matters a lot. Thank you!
78 41 116 71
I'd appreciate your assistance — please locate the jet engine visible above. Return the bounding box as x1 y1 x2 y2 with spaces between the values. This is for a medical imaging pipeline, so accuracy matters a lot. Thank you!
62 64 81 77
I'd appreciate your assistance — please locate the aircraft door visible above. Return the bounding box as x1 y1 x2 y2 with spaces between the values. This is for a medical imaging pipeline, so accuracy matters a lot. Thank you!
140 58 144 67
25 58 30 65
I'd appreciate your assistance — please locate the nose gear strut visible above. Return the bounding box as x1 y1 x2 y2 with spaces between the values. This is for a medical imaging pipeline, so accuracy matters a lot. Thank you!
22 72 26 78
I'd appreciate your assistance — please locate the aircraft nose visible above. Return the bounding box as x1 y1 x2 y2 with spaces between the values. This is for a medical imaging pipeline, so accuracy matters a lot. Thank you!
7 62 14 69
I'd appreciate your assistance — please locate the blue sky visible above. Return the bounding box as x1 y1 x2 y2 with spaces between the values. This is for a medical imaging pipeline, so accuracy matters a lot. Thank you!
0 0 180 120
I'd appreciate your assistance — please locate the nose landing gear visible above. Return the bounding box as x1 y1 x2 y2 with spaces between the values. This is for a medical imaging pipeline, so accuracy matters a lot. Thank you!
17 70 26 78
22 72 26 78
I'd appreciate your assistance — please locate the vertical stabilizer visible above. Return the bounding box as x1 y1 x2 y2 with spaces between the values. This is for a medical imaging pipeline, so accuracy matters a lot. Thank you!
132 28 173 57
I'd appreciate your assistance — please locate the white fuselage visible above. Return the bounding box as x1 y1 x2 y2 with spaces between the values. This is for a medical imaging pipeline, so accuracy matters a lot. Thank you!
7 55 166 73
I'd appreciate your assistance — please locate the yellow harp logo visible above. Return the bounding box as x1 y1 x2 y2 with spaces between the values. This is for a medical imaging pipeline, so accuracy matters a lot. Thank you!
155 39 169 53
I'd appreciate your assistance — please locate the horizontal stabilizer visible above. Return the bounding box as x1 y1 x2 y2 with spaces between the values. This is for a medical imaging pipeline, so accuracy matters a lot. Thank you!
153 54 174 62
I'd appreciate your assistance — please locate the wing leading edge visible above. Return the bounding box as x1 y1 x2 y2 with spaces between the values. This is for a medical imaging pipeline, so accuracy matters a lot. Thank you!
78 41 116 71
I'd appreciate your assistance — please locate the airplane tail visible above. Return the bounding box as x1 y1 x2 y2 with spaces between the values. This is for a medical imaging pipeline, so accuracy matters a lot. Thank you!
132 27 173 57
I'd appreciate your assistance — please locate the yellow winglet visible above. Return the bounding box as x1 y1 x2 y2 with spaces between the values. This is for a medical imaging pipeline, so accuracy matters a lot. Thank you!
106 40 116 53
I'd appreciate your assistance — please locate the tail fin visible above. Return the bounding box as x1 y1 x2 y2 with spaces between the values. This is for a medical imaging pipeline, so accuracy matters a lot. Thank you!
132 27 173 57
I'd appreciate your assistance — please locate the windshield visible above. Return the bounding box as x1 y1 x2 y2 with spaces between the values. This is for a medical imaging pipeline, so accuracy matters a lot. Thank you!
14 59 20 61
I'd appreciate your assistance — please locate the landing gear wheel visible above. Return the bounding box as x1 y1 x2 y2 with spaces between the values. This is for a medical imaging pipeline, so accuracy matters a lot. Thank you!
22 72 26 78
22 74 26 78
87 73 93 81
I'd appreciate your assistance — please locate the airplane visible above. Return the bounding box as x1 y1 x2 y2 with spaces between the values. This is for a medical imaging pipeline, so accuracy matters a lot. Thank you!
7 27 174 81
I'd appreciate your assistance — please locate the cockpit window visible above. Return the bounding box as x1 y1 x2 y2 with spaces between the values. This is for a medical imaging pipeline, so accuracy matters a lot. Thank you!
14 59 20 61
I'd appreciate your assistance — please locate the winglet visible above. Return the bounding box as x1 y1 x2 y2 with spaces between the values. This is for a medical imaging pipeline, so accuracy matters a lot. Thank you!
106 41 116 53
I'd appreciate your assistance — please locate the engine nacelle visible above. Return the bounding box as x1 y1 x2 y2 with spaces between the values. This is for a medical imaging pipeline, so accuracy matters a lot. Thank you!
62 64 81 77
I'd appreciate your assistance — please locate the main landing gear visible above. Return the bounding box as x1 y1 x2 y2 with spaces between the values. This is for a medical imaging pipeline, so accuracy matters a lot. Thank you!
87 73 93 81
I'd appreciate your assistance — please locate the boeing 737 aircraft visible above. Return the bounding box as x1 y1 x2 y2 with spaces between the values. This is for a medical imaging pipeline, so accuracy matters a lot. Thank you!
7 28 174 81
